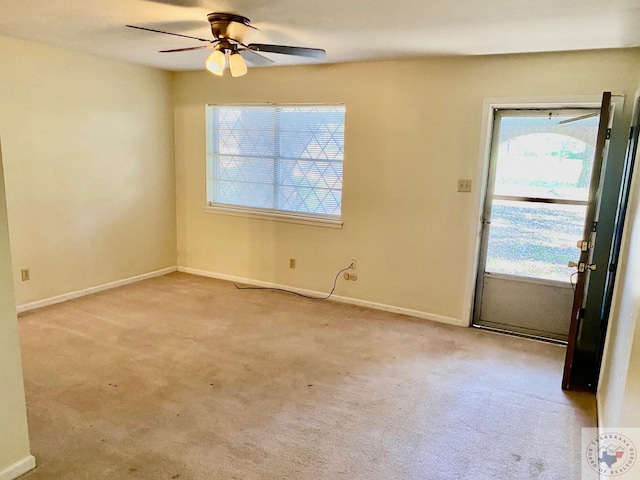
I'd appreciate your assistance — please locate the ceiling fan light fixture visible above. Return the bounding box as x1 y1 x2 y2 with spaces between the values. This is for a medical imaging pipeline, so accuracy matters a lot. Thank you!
229 52 248 77
205 49 226 76
128 12 326 79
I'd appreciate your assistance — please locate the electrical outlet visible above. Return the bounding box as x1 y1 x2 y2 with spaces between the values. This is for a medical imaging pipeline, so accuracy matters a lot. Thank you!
21 268 30 281
289 258 296 269
350 258 357 269
457 179 472 193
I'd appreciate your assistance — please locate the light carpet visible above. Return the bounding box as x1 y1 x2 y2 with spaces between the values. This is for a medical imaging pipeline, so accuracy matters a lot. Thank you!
17 272 595 479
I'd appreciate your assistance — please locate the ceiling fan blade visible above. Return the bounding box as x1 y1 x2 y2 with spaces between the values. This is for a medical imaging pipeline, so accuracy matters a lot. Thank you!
247 43 326 59
141 0 202 7
126 25 211 43
238 48 274 66
160 45 214 53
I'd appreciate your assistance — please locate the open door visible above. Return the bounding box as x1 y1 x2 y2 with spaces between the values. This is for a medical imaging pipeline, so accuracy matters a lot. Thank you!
562 92 613 390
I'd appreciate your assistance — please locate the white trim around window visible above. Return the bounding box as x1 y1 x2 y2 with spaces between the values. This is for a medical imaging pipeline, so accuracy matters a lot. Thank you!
203 204 343 228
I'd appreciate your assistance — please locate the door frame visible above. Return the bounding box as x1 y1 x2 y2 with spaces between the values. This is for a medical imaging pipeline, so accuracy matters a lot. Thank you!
595 92 640 385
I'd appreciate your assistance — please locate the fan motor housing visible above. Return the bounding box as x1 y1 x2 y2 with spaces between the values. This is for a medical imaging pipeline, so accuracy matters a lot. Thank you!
207 13 251 41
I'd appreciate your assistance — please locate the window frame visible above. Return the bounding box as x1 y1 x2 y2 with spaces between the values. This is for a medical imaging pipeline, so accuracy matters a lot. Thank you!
204 103 345 228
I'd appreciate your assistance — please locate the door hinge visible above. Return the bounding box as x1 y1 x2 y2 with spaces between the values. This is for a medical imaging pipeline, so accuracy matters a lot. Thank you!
630 126 635 140
578 308 586 320
606 128 612 140
592 221 598 232
609 263 617 273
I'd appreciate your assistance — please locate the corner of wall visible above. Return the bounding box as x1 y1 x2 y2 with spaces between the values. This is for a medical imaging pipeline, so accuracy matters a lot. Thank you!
167 70 179 268
0 142 33 478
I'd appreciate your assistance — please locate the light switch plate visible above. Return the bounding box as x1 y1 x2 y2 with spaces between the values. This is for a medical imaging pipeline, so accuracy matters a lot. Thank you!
458 179 472 193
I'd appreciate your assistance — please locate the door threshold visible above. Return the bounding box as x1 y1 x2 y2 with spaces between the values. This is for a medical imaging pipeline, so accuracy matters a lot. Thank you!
472 324 568 346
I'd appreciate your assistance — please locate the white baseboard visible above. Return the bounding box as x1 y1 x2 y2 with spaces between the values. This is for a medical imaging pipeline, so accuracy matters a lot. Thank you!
16 266 178 314
177 266 465 327
0 455 35 480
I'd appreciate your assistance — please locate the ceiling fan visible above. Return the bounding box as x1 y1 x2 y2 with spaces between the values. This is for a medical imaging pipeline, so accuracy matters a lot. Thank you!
127 13 326 77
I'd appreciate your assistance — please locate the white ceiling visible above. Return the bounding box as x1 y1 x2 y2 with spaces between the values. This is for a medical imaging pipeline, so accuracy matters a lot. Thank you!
1 0 639 71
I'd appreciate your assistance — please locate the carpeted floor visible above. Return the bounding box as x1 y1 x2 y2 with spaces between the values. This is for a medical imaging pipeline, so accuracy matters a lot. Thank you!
17 272 595 479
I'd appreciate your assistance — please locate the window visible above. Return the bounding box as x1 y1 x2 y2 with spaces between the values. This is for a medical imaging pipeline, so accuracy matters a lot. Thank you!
206 104 345 226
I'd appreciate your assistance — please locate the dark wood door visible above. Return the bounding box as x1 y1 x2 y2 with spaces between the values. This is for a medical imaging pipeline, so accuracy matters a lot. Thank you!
562 92 613 390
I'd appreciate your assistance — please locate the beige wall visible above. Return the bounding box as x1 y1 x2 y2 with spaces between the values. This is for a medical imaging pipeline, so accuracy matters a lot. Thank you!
174 48 640 324
0 147 32 474
0 36 176 306
0 33 637 448
598 93 640 427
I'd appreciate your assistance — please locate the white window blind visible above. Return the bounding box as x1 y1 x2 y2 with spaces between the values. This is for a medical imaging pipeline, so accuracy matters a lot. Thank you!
206 105 345 219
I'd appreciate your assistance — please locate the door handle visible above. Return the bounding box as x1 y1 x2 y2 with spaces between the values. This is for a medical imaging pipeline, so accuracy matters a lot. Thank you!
576 240 593 251
568 261 596 272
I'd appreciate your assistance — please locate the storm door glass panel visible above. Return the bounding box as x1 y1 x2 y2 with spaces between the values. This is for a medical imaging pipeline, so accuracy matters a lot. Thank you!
486 200 587 282
485 112 599 283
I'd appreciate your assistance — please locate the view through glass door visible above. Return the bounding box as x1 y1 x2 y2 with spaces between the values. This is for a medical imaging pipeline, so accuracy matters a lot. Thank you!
474 108 601 341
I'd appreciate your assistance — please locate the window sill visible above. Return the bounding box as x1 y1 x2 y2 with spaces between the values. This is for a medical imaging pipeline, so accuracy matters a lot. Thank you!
203 205 343 229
